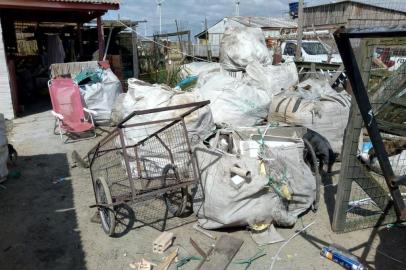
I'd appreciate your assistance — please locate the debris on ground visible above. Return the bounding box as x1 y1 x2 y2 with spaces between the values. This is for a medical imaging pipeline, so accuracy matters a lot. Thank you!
250 224 285 246
153 232 174 254
233 249 267 269
129 258 155 270
192 223 217 240
321 245 366 270
155 248 178 270
198 235 243 270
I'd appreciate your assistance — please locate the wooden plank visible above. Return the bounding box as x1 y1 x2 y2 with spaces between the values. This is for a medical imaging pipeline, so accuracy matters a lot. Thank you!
198 235 243 270
390 99 406 108
332 40 371 232
377 120 406 137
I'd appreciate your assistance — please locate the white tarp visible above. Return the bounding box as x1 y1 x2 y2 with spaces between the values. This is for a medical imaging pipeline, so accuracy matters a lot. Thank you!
193 130 316 229
80 68 122 124
196 72 270 126
220 25 272 71
269 78 351 153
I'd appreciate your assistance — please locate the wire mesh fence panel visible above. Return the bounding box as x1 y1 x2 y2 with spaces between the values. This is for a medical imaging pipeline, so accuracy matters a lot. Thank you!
333 35 406 233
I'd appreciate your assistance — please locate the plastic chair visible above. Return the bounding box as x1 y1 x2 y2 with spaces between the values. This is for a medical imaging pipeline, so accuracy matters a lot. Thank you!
48 78 97 142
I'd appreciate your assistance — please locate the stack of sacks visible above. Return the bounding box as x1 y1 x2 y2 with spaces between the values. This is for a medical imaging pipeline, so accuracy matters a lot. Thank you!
192 23 298 127
111 78 215 145
220 25 273 71
269 78 351 153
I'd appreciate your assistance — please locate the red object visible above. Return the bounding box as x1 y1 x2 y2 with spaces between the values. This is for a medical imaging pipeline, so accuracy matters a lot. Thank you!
48 78 96 141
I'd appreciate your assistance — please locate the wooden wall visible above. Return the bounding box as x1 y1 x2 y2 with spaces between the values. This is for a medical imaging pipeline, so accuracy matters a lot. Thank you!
0 19 14 119
304 2 406 29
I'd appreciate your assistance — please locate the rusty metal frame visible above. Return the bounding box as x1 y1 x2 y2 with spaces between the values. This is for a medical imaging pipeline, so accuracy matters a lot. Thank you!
334 26 406 221
88 100 210 209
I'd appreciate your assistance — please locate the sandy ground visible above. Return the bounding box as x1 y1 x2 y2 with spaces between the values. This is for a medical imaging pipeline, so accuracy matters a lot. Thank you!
0 110 405 270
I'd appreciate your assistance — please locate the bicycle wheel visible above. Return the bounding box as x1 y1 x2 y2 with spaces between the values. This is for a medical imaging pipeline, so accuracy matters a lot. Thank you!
95 177 116 236
161 164 188 217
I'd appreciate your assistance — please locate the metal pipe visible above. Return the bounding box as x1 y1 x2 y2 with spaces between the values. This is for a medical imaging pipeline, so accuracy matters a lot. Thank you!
230 166 251 178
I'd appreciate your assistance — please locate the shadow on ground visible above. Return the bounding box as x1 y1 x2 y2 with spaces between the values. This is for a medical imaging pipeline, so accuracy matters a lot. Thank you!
0 154 85 270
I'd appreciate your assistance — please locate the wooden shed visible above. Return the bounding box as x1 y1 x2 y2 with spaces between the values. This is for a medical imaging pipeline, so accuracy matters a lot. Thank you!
303 0 406 30
0 0 119 119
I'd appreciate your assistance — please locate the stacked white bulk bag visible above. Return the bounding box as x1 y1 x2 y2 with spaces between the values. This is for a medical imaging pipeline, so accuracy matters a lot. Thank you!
245 61 299 98
112 78 215 145
193 130 316 229
180 62 221 79
220 25 272 71
196 72 270 126
269 78 351 153
0 114 8 182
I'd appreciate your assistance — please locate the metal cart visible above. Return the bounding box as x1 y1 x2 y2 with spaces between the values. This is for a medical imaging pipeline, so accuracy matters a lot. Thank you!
87 101 210 236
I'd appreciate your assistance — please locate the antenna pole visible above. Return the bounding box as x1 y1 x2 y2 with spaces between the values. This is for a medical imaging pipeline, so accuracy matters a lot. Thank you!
159 3 162 35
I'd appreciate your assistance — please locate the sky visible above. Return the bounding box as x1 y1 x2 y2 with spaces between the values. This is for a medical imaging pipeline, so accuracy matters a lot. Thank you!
103 0 402 37
104 0 300 36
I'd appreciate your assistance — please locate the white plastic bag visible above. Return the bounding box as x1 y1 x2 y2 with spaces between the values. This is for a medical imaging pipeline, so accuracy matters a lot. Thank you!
180 62 221 79
220 25 272 71
269 78 351 153
193 132 316 229
114 78 214 145
245 61 299 97
196 72 270 126
81 68 122 124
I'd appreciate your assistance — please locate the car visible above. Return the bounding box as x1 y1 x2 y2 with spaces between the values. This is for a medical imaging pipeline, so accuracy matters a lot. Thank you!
281 40 342 64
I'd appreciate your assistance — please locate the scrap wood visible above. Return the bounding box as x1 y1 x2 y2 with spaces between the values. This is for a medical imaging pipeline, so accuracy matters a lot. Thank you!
129 258 155 270
193 224 217 240
198 235 243 270
156 248 178 270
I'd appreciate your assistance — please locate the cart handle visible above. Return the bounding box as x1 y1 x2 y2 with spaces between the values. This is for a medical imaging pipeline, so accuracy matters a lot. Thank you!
118 100 210 127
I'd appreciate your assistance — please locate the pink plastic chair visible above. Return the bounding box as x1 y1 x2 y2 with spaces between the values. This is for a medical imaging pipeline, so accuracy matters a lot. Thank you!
48 78 97 142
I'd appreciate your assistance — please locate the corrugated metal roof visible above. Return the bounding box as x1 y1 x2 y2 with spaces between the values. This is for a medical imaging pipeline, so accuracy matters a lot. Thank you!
306 0 406 13
228 16 297 28
48 0 120 4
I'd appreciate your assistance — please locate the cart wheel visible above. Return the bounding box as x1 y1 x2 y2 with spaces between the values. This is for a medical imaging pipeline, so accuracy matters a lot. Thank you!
162 164 188 217
95 177 116 236
303 138 321 212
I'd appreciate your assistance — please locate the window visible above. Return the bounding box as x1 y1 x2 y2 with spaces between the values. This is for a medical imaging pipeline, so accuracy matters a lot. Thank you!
302 42 328 55
284 42 296 56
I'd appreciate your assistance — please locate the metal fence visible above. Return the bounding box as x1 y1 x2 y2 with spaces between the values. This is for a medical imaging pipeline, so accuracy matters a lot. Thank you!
332 33 406 232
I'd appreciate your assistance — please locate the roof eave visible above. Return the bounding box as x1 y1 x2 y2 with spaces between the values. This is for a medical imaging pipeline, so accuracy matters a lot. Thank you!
0 0 119 11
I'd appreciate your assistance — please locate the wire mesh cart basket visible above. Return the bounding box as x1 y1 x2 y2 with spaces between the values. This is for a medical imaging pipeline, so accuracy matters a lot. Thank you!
87 101 210 236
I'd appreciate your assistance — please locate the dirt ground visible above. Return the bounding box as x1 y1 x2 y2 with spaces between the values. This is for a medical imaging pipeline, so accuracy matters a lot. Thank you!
0 110 405 270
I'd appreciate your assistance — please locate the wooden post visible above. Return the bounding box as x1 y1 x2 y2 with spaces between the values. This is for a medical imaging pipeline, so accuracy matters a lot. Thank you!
132 25 140 78
97 16 105 61
205 17 211 61
77 23 83 60
295 0 304 61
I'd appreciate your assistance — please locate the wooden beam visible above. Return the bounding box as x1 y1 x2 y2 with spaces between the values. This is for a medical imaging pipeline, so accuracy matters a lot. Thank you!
0 0 118 11
97 16 104 61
